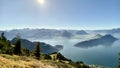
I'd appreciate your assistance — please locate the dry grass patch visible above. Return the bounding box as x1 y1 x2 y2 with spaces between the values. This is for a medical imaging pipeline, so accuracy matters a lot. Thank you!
0 54 54 68
0 54 75 68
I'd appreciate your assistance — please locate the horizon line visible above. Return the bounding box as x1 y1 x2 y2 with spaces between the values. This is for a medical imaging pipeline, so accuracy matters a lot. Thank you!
0 27 120 31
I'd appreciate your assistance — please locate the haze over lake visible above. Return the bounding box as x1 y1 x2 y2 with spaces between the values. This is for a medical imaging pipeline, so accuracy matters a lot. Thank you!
31 38 120 67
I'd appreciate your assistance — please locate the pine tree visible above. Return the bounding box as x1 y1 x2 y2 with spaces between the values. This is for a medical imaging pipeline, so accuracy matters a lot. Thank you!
14 34 22 55
0 32 13 54
34 42 41 60
1 32 7 41
5 40 13 54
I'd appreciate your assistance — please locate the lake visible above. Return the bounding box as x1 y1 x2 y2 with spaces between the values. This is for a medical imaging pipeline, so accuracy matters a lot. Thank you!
31 38 120 67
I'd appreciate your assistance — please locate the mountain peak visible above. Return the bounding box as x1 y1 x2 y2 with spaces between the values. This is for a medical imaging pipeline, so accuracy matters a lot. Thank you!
101 34 118 40
76 30 88 35
75 34 118 48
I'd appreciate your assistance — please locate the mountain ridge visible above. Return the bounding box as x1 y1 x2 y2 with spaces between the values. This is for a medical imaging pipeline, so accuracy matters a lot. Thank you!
74 34 118 48
0 29 88 40
11 38 63 54
1 28 120 40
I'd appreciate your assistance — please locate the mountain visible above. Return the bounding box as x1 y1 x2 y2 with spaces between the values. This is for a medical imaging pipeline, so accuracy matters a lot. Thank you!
74 34 118 48
75 30 88 35
0 28 88 40
93 28 120 34
40 42 63 54
94 34 102 38
1 28 120 39
55 30 73 38
85 28 120 39
11 38 63 54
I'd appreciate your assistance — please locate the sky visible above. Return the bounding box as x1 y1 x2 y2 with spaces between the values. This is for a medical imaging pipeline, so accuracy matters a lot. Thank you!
0 0 120 30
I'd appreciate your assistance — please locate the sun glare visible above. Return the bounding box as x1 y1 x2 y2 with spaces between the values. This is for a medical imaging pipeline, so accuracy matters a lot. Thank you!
38 0 45 5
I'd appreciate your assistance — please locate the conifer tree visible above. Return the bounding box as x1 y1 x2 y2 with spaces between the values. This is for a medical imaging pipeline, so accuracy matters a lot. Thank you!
5 40 13 54
14 34 22 55
1 32 7 41
0 32 13 54
34 42 41 59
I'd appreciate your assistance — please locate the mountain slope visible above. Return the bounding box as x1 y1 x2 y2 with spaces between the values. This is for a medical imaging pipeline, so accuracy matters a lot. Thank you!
75 30 88 35
74 34 118 48
0 54 75 68
11 38 63 54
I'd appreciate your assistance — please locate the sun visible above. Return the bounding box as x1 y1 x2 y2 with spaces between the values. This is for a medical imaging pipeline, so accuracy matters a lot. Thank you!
38 0 45 5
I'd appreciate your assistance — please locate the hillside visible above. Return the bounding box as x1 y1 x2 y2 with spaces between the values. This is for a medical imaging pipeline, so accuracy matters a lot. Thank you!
1 54 111 68
0 54 75 68
75 34 118 48
11 38 63 54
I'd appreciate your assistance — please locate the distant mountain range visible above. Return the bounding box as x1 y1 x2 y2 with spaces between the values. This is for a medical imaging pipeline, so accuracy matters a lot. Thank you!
11 38 63 54
0 28 120 40
0 28 88 40
93 28 120 34
74 34 118 48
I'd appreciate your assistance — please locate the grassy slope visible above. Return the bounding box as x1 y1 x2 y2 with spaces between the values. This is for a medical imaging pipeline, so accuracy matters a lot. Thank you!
0 54 75 68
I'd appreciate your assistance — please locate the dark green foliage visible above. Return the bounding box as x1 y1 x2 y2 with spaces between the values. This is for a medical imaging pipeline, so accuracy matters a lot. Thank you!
76 61 84 64
13 35 22 55
0 32 13 54
5 40 14 55
44 54 52 60
57 53 70 61
75 61 90 68
0 33 31 56
0 32 7 41
33 42 41 60
23 48 30 57
69 61 90 68
0 40 12 54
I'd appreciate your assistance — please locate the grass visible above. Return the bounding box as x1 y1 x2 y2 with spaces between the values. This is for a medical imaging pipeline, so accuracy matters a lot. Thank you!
0 54 76 68
41 60 75 68
0 54 50 68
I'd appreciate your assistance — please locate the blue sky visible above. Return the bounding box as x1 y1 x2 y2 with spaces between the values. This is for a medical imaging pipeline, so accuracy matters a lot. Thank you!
0 0 120 30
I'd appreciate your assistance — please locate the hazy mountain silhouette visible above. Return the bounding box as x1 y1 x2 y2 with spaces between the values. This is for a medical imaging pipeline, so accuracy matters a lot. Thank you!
91 28 120 34
74 34 118 48
75 30 88 35
1 28 120 40
11 38 63 54
0 29 88 39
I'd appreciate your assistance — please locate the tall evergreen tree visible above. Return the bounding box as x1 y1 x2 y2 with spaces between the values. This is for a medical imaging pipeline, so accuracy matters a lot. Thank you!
1 32 7 41
7 41 14 55
5 40 13 54
34 42 41 60
0 32 13 54
13 34 22 55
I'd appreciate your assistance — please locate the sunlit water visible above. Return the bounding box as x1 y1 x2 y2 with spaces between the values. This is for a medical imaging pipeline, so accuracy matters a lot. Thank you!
30 38 120 67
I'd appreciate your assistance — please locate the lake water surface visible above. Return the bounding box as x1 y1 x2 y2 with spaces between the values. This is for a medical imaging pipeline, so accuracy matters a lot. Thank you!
31 38 120 67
